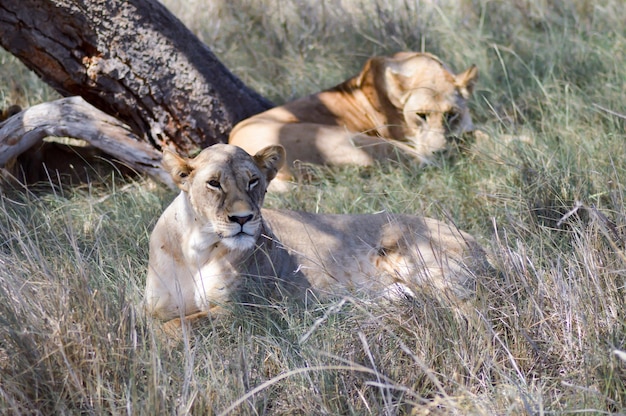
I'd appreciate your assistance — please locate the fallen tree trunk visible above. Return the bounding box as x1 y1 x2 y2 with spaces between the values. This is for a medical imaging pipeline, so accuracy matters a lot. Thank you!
0 96 175 188
0 0 273 155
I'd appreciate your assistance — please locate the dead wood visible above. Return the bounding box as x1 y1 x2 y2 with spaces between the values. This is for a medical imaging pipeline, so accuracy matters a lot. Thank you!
0 96 175 188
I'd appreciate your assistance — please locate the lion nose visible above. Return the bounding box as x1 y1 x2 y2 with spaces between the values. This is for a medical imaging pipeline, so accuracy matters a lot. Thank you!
228 214 253 226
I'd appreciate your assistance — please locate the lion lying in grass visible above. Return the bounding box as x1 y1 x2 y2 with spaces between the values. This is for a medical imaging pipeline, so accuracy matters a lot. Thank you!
229 52 478 189
144 144 489 324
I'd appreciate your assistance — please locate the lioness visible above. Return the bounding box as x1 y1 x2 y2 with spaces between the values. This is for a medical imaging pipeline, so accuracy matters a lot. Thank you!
145 144 488 323
229 52 478 187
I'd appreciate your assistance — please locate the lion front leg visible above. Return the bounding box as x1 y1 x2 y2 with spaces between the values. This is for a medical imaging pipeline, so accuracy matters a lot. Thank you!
157 261 240 339
144 265 198 321
192 260 242 313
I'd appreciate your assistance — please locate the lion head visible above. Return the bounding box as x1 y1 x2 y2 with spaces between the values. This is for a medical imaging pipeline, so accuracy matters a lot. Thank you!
359 52 478 157
162 144 285 251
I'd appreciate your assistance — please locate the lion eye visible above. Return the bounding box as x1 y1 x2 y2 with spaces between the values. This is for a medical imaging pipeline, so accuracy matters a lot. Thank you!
416 112 428 122
207 179 221 190
248 178 259 191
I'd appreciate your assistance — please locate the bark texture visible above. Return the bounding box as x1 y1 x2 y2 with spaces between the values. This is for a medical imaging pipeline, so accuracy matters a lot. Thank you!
0 0 273 154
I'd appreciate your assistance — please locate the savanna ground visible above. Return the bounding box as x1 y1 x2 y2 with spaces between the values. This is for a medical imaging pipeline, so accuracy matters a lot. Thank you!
1 0 625 414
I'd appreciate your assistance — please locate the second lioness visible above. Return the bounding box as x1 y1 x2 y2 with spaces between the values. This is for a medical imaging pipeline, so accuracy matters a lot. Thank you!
145 144 488 322
229 52 478 187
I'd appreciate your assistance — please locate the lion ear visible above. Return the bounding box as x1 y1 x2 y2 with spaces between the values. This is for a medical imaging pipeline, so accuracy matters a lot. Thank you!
253 145 286 184
357 56 407 109
162 150 193 191
355 56 379 87
382 59 411 109
456 64 478 99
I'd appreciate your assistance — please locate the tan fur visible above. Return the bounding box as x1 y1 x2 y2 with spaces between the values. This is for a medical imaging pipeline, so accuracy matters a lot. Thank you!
229 52 478 186
145 144 489 322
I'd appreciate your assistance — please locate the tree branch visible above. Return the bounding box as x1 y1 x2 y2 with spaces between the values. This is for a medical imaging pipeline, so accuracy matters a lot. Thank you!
0 96 175 188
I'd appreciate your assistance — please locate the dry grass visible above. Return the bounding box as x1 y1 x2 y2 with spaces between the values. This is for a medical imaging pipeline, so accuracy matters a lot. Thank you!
1 0 625 414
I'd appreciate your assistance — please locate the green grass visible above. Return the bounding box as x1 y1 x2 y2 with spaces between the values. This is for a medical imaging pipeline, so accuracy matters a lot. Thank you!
1 0 625 414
